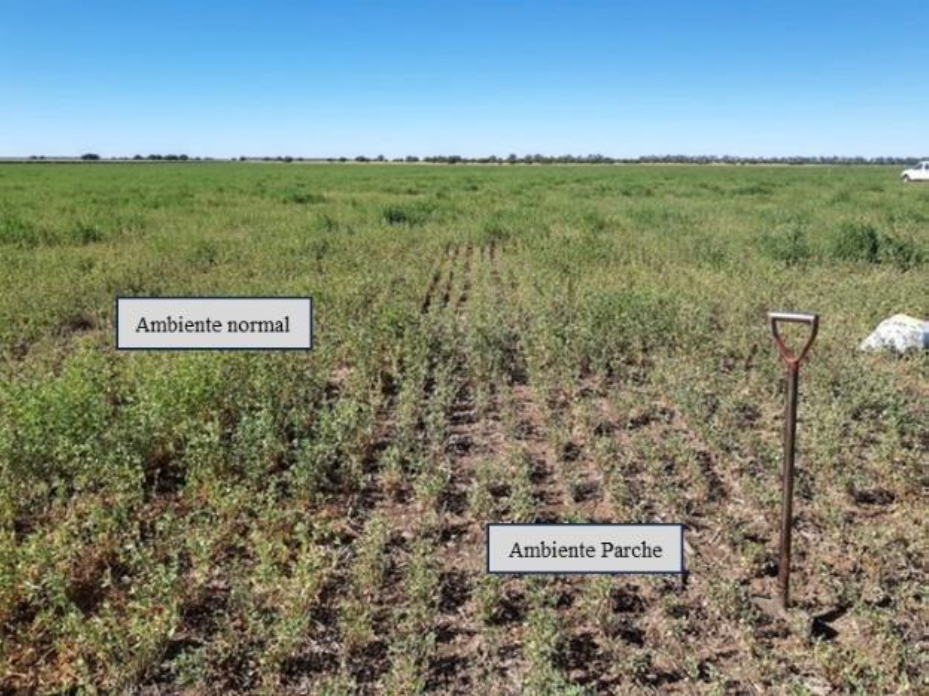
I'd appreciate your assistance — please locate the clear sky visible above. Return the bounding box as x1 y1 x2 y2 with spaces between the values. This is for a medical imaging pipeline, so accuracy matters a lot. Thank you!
2 1 927 158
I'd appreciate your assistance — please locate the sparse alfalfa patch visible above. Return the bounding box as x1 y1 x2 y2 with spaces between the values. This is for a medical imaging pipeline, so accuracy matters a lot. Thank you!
60 310 98 336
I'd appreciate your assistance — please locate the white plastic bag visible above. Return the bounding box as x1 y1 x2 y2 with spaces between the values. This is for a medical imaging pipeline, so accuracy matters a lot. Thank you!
859 314 929 354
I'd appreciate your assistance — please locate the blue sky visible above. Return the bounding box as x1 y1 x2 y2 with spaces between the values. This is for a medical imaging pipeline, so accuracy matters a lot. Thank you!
2 1 927 158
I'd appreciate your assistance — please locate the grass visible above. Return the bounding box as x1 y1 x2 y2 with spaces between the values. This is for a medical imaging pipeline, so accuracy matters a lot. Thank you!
0 162 927 692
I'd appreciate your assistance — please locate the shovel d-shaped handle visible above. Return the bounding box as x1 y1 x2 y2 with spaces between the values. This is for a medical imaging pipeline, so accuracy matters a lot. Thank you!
768 311 819 367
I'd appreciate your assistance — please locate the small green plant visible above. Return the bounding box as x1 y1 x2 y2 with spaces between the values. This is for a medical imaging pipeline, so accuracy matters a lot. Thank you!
474 574 503 625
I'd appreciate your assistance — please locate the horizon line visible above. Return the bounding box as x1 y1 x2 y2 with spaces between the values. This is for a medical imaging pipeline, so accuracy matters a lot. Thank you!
2 154 927 163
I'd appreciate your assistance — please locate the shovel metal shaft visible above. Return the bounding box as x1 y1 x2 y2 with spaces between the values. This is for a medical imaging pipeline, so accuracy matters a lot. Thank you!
778 364 800 610
768 310 818 612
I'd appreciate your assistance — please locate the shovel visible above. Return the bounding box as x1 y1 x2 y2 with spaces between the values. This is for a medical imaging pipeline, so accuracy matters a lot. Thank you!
768 311 819 610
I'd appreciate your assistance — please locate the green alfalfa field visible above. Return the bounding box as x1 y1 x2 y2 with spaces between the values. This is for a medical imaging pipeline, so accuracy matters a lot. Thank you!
0 163 926 693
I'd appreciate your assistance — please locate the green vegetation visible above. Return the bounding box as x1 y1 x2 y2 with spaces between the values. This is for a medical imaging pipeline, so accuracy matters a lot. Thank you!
1 163 927 692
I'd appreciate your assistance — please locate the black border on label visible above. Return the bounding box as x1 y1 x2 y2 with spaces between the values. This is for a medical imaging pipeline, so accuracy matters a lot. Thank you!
486 522 685 575
115 296 313 351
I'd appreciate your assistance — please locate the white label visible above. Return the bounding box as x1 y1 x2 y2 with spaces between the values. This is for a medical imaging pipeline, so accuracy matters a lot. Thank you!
487 524 684 574
116 297 313 350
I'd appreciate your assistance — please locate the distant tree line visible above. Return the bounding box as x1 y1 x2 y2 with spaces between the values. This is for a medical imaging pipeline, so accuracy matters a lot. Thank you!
134 154 190 161
320 154 929 165
16 153 929 165
335 154 928 165
72 154 208 161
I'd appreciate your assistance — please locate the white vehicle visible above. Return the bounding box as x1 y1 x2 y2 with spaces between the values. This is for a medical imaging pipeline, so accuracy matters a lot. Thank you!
901 161 929 182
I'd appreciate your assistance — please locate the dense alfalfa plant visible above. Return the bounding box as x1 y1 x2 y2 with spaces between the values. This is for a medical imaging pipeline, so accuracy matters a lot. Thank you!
284 190 326 205
69 218 106 244
480 220 511 245
757 225 812 267
572 287 680 378
288 393 376 500
878 233 925 270
231 406 286 485
0 212 43 247
0 349 127 518
829 220 924 269
831 221 882 263
382 202 432 226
